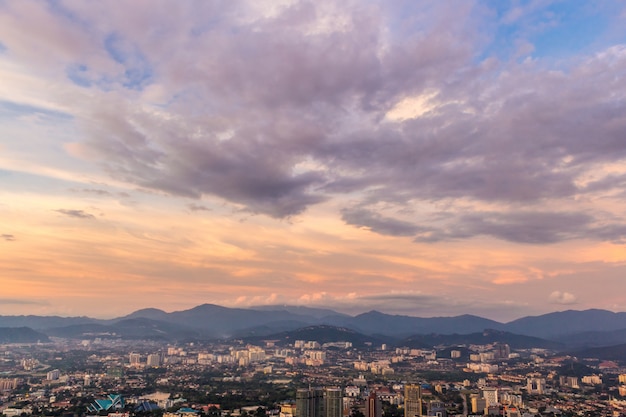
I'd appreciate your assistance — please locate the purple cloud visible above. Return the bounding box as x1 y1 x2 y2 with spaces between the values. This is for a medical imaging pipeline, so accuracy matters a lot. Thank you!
4 1 626 243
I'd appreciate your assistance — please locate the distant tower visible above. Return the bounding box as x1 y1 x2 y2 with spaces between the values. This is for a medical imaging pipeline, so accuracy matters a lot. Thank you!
147 353 161 367
470 395 486 415
366 392 382 417
494 343 510 359
526 378 545 395
325 388 342 417
481 388 498 407
296 389 310 417
404 384 422 417
296 388 325 417
129 353 141 366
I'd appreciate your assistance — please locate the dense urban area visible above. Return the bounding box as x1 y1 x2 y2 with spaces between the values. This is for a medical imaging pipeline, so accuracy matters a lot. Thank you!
1 329 626 417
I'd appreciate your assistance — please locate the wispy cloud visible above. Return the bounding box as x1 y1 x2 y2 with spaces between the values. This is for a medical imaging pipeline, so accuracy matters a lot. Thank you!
55 209 95 219
70 188 111 196
248 291 533 321
188 203 212 212
0 298 47 306
1 234 15 241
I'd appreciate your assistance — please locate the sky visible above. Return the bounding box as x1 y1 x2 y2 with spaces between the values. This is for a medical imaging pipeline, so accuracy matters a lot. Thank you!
1 1 626 322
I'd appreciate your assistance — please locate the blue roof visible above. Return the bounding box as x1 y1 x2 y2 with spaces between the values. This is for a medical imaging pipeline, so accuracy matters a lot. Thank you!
135 402 160 412
87 394 125 412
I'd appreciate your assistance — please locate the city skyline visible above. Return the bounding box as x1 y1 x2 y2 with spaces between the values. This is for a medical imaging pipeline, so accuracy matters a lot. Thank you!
2 1 626 321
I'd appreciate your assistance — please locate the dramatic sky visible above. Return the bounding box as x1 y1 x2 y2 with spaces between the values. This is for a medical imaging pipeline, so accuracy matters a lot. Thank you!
1 1 626 321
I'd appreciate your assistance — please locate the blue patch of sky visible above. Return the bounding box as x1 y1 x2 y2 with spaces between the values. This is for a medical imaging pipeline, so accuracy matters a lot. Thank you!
528 2 614 59
46 0 92 31
66 64 92 88
476 1 618 63
0 41 6 54
104 33 154 91
0 100 73 121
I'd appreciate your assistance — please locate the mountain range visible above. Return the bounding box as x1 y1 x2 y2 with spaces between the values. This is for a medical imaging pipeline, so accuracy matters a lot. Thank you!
2 305 626 351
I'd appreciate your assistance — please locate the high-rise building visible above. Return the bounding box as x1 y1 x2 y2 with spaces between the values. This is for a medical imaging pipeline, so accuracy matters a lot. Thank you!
526 378 545 395
46 369 60 381
0 378 19 390
296 389 311 417
494 343 511 359
296 388 342 417
404 384 422 417
129 353 141 366
470 395 486 414
482 388 498 407
147 353 161 367
296 388 324 417
366 392 382 417
326 388 342 417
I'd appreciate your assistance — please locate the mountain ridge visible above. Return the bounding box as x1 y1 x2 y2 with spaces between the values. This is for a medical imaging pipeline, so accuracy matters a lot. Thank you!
2 305 626 345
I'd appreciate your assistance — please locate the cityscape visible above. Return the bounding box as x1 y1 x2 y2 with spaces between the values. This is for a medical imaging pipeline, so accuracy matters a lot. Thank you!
1 305 626 417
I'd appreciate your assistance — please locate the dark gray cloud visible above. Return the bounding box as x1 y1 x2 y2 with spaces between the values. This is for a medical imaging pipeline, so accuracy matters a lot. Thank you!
341 208 428 237
411 210 626 244
55 209 96 219
1 234 15 241
440 211 593 244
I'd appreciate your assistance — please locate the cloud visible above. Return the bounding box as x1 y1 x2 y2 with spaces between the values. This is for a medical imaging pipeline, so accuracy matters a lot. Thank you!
341 208 427 237
55 209 95 219
420 211 595 244
549 291 578 305
188 203 212 212
289 291 532 321
3 1 626 243
325 208 617 245
0 298 47 305
70 188 111 196
1 234 15 241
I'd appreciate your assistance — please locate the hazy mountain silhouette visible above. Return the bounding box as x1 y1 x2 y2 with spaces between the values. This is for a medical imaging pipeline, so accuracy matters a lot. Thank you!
0 315 97 329
505 309 626 338
342 311 505 337
3 305 626 346
47 318 202 340
401 329 563 350
0 326 50 343
572 343 626 362
554 327 626 349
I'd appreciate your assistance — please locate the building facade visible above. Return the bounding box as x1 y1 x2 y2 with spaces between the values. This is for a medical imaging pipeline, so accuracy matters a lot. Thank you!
404 384 422 417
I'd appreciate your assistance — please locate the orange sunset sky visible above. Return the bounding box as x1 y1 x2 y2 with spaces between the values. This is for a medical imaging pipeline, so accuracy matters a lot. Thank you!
2 1 626 321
